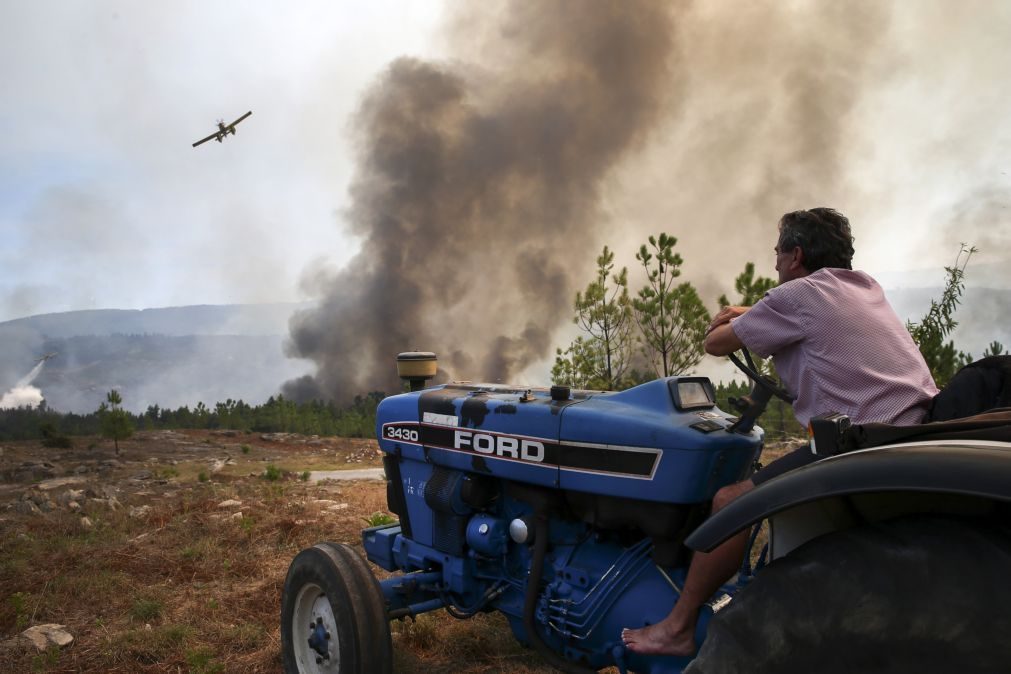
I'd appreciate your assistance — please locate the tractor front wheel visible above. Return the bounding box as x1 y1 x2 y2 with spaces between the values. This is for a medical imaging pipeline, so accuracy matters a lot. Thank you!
281 542 392 674
687 515 1011 674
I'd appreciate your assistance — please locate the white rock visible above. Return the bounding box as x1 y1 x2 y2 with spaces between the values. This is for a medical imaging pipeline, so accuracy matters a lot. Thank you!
36 477 86 491
217 499 243 508
327 503 350 512
57 489 85 505
128 505 151 518
80 516 94 530
90 497 121 511
21 624 73 651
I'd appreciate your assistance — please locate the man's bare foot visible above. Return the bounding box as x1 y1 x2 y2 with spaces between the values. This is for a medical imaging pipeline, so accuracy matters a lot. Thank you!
621 620 696 657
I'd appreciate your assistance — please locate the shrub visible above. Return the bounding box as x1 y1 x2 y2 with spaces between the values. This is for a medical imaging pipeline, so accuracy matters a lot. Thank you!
185 648 224 674
40 423 73 448
263 464 282 482
130 598 163 621
363 512 397 527
31 646 60 670
41 434 73 448
10 591 29 630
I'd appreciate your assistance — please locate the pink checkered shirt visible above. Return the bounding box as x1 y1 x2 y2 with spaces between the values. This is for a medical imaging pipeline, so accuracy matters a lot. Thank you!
731 268 939 427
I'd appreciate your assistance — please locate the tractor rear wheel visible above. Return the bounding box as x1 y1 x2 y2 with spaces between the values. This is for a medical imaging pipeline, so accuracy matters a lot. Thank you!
686 515 1011 674
281 542 392 674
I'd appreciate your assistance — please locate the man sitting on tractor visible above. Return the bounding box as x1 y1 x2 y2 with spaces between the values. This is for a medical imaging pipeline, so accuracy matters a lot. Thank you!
622 207 939 656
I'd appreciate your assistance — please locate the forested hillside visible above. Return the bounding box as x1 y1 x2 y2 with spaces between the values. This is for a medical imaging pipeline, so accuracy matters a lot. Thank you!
0 304 311 413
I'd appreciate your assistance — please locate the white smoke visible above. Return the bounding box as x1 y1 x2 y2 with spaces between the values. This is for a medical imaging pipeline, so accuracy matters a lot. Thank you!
0 360 46 409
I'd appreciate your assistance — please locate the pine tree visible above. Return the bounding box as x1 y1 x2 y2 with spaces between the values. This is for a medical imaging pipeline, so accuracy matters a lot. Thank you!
551 337 608 390
906 244 976 387
632 233 710 377
98 389 133 456
717 262 777 308
718 262 779 378
982 340 1007 358
572 246 634 389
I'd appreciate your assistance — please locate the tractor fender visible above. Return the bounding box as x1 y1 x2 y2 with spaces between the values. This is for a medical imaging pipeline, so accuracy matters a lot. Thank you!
685 440 1011 559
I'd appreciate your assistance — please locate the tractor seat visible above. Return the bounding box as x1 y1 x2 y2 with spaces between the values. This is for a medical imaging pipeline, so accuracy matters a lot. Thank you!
927 355 1011 422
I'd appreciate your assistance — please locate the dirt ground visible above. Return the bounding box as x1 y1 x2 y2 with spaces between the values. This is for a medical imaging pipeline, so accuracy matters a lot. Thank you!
0 430 798 673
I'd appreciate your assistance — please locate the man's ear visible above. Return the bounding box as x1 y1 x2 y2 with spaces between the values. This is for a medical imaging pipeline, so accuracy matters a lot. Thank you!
791 246 807 272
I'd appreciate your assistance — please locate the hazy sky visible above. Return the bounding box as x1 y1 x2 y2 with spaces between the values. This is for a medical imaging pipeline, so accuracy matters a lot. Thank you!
2 0 1010 331
0 1 447 321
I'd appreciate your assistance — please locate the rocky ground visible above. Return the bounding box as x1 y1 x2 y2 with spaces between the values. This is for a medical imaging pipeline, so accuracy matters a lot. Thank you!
0 429 383 546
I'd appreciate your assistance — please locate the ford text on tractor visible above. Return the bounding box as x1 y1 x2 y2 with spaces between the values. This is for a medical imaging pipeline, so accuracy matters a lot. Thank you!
281 351 1011 673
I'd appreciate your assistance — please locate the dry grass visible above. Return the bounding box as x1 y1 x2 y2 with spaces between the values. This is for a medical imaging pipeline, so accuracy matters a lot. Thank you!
1 431 797 673
0 431 566 673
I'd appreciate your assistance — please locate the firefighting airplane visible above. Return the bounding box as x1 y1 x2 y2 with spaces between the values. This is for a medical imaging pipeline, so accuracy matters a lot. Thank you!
192 111 252 147
35 352 57 364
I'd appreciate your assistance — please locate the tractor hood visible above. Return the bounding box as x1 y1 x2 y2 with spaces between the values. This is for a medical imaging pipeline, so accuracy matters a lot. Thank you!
376 377 763 504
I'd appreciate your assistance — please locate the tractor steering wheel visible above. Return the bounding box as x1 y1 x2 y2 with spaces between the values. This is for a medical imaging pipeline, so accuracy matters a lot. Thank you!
728 347 795 404
725 347 795 433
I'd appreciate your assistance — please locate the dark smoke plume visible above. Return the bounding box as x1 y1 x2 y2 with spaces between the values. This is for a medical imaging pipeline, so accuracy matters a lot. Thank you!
285 1 678 400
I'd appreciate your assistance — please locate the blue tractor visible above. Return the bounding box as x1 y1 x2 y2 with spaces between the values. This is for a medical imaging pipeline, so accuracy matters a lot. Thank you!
281 351 1011 673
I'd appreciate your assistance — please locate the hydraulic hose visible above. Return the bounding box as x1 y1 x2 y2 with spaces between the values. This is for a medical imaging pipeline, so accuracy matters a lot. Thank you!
522 513 598 674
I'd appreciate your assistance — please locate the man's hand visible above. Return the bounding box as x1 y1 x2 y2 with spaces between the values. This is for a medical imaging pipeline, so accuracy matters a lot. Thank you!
706 306 749 336
704 305 748 356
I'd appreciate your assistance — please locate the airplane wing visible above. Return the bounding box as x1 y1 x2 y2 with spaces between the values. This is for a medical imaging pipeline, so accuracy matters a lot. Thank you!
192 132 218 148
226 111 252 129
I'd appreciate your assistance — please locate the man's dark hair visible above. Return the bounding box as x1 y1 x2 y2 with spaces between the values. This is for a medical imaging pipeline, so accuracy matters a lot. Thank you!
777 207 855 272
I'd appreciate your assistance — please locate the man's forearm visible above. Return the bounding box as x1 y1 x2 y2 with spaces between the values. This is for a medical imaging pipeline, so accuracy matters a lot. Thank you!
704 321 744 356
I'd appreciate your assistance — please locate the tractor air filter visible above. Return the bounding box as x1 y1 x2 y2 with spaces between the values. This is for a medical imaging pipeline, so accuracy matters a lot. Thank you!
397 352 438 391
